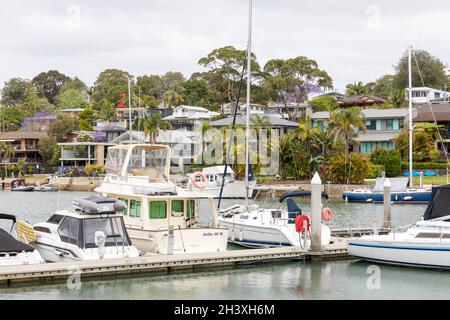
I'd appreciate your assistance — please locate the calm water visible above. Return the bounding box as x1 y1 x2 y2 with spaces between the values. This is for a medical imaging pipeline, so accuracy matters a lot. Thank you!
1 190 448 300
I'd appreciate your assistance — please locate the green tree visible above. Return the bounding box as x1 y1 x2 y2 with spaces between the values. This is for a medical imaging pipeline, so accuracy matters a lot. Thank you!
97 99 118 121
38 136 58 165
309 96 339 112
91 69 133 104
56 88 88 110
136 75 163 100
197 46 261 109
395 126 440 162
0 106 27 131
24 86 54 115
143 113 163 143
263 56 333 120
162 90 184 109
345 81 369 96
32 70 71 105
177 79 220 111
0 141 16 162
1 78 34 106
372 75 395 99
78 108 97 131
140 95 158 109
330 107 366 159
49 113 79 142
393 49 450 90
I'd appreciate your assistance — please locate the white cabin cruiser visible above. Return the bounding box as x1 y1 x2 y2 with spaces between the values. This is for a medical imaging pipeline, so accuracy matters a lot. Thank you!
0 214 44 266
30 195 139 262
185 166 256 199
218 191 332 249
347 184 450 269
95 144 228 255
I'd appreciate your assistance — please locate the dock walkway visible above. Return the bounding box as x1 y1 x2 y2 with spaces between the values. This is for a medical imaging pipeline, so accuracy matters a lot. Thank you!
0 243 350 287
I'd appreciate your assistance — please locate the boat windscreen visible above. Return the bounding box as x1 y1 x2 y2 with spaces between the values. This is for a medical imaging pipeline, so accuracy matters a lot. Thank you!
423 185 450 220
128 147 168 179
105 148 129 175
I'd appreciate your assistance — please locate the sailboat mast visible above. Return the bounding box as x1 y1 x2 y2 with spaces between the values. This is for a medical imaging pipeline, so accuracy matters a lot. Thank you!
408 46 413 188
128 79 133 143
245 0 253 207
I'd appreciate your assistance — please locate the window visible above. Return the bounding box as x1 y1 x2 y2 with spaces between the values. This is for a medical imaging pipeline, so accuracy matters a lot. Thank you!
187 200 196 219
149 201 167 219
58 217 81 246
365 120 376 130
47 214 64 225
129 200 141 218
83 217 130 249
118 198 129 216
171 200 184 217
386 119 394 131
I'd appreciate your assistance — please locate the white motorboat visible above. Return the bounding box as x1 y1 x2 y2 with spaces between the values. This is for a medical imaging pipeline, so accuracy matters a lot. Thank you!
185 166 256 199
0 214 44 266
10 179 34 192
218 191 332 249
347 184 450 269
30 195 140 262
95 144 229 255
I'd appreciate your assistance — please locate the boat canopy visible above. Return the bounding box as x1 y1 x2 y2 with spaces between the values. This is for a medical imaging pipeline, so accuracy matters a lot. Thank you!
423 184 450 220
0 229 34 253
0 213 16 223
372 178 408 192
279 191 329 203
105 144 171 179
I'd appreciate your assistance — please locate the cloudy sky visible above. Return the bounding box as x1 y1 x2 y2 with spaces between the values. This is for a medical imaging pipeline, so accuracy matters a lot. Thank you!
1 0 450 92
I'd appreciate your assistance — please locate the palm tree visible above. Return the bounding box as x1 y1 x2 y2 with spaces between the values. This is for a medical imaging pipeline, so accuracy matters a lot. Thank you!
330 107 366 159
311 127 338 159
0 141 16 176
297 116 319 143
143 113 162 144
345 81 369 96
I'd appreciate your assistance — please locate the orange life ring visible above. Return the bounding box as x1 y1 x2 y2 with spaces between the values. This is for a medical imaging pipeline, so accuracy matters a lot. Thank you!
191 172 207 190
322 207 333 222
295 215 311 233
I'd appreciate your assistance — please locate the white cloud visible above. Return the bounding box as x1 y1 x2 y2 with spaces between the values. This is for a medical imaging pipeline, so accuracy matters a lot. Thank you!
1 0 450 92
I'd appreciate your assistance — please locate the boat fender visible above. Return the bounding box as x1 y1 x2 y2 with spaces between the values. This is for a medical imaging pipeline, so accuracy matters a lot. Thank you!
295 215 310 233
191 172 207 190
322 208 333 222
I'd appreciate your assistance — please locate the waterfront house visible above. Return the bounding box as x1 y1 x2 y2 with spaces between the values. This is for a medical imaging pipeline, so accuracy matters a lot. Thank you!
210 114 298 135
0 131 46 164
163 105 220 132
409 87 449 105
414 103 450 153
311 108 410 154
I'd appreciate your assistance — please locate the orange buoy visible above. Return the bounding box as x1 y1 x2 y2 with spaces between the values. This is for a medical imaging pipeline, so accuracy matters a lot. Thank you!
191 172 207 190
322 207 333 222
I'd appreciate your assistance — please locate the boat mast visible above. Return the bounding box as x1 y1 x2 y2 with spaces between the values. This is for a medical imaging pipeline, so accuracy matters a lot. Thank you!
408 46 413 188
245 0 252 207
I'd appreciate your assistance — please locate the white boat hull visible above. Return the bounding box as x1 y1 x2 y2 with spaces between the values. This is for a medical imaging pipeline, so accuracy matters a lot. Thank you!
347 239 450 269
127 227 229 255
0 250 44 266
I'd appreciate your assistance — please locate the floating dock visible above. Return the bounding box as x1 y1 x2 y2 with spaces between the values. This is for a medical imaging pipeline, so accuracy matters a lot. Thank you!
0 240 350 287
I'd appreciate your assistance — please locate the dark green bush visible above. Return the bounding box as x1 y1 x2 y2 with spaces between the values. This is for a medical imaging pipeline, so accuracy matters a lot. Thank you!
400 162 449 170
370 149 402 177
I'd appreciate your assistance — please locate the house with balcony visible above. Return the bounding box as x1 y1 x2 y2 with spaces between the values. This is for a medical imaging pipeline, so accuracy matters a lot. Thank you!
163 105 220 132
311 108 410 154
0 131 46 164
409 87 449 104
414 103 450 153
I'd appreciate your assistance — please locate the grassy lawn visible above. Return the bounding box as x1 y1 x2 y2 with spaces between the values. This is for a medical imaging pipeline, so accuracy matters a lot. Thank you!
412 175 450 186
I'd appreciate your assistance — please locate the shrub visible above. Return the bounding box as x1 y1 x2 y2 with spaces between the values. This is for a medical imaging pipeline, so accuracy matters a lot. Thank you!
400 162 449 170
84 164 105 176
326 152 370 184
366 163 384 179
370 148 402 177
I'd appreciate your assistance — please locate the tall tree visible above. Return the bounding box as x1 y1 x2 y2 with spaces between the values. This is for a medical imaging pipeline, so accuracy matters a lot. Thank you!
56 88 88 110
1 78 34 107
263 56 333 120
162 90 184 109
91 69 134 104
177 78 220 110
330 107 366 159
32 70 71 105
393 49 450 90
49 113 79 142
309 96 339 112
196 46 261 110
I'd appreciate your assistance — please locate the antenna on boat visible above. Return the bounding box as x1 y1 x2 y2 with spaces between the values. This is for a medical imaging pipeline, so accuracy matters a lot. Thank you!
245 0 253 208
408 45 413 188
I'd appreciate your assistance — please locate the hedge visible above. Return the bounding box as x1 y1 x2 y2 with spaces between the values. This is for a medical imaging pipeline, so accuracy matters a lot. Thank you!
401 162 449 170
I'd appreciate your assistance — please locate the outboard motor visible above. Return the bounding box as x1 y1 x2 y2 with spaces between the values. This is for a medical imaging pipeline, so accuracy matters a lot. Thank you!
286 198 302 224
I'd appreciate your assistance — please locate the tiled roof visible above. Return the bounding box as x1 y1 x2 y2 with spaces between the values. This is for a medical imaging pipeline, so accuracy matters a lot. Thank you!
0 131 47 140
